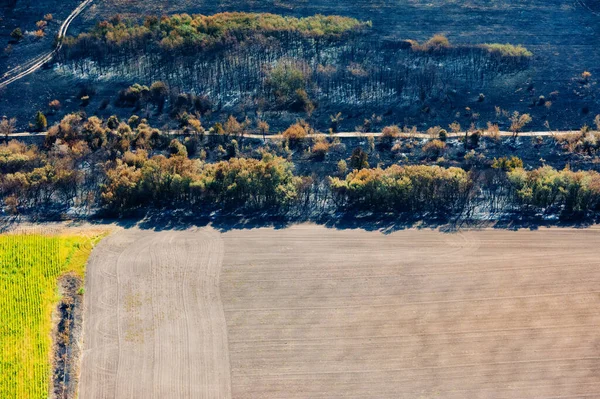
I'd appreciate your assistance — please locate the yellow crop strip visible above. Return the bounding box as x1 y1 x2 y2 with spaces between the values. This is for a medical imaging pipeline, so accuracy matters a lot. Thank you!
0 230 105 399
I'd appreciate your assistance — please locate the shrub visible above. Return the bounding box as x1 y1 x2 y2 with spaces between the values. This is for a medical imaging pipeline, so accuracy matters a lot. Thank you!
381 125 400 139
438 129 448 141
507 166 600 215
467 131 481 149
48 100 61 112
485 122 501 140
349 147 369 170
117 83 149 107
492 156 523 171
168 139 188 157
418 34 451 52
337 159 347 175
70 13 367 53
10 28 23 41
282 123 309 146
423 139 445 159
149 81 169 109
267 61 314 112
34 112 47 131
311 141 330 161
509 112 532 136
483 43 532 58
106 115 119 129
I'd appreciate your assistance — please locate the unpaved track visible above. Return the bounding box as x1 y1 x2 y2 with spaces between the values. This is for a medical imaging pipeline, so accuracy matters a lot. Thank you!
79 228 231 399
221 225 600 398
0 0 93 89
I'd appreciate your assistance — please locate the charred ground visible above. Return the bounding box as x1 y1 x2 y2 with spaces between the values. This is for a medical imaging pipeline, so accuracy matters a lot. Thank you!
1 0 599 132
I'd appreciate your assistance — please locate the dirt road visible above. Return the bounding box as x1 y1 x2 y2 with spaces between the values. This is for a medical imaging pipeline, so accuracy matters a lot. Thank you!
0 0 93 89
78 228 231 399
79 225 600 398
6 129 583 141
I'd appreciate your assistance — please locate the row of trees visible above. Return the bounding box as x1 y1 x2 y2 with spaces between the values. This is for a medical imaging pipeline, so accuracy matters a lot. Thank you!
2 114 600 218
101 152 304 212
63 13 367 55
329 165 472 214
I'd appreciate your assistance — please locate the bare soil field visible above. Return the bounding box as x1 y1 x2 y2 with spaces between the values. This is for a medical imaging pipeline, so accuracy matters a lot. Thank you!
80 223 600 398
79 227 232 398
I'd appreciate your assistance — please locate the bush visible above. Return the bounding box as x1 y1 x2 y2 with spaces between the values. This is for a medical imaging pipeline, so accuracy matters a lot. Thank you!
483 43 532 58
380 125 400 140
168 139 187 157
492 156 523 171
34 112 47 131
10 28 23 41
267 61 314 112
282 123 309 147
507 166 600 215
70 13 367 53
349 147 369 170
311 141 330 161
417 34 451 52
438 129 448 141
467 131 481 149
48 100 61 113
117 83 149 107
422 139 445 159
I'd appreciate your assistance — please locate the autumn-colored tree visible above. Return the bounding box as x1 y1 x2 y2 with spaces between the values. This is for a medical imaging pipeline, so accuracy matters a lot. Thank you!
509 112 532 137
0 117 16 141
282 122 309 147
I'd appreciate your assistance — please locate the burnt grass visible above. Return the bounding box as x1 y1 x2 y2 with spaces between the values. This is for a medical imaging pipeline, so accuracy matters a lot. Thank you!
51 273 84 399
1 0 599 132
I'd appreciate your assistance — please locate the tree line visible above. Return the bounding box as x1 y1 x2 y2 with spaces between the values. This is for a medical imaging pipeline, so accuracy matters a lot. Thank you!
62 12 369 57
1 114 599 219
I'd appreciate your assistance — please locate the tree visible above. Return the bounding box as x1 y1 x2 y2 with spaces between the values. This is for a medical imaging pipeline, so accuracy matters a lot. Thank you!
257 120 269 142
509 112 532 137
330 112 343 133
150 81 169 111
449 121 461 134
423 139 445 159
10 28 23 42
349 147 369 170
224 115 242 137
379 125 400 148
0 117 16 142
168 139 188 157
35 112 47 131
282 123 309 147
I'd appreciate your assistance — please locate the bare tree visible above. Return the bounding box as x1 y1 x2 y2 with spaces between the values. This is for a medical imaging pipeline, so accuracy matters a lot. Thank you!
0 117 16 142
509 112 532 137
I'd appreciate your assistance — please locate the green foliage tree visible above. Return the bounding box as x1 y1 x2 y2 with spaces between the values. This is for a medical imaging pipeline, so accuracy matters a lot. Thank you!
35 112 47 131
330 165 471 214
10 28 23 42
349 147 369 170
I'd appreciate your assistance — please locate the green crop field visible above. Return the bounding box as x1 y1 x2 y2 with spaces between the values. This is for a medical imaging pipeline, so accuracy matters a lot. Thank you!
0 231 103 399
